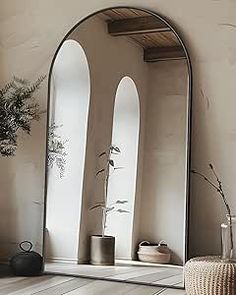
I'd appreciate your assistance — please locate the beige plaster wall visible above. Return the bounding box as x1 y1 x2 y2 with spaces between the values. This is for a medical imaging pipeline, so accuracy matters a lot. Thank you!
0 0 236 259
139 60 188 265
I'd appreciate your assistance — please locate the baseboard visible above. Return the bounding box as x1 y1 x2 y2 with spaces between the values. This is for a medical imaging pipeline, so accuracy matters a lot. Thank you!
78 258 90 264
46 257 78 264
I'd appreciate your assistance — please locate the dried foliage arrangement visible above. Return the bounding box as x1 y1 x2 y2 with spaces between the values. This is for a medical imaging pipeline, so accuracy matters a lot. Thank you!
47 123 68 178
0 76 45 156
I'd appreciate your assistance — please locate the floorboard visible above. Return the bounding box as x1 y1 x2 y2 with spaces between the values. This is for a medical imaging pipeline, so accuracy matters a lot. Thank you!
0 274 186 295
64 280 163 295
45 262 184 288
33 277 91 295
0 276 54 295
5 276 73 295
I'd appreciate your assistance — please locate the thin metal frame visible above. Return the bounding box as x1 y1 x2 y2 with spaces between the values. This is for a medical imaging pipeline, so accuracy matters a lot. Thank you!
42 6 193 289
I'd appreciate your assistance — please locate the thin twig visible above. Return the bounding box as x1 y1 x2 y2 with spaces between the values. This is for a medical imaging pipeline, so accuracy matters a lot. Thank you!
209 164 233 255
192 170 220 192
192 165 234 258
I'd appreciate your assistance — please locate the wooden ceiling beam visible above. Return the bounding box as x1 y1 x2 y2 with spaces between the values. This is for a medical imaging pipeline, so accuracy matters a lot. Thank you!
144 46 186 62
107 16 171 36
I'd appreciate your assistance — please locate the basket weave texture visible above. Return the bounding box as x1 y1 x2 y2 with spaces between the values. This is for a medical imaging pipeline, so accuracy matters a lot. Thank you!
184 256 236 295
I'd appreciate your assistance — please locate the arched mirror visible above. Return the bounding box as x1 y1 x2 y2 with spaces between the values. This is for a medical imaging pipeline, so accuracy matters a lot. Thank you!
43 7 192 290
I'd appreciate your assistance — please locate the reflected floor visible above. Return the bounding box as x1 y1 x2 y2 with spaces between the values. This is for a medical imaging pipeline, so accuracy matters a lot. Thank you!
45 261 184 288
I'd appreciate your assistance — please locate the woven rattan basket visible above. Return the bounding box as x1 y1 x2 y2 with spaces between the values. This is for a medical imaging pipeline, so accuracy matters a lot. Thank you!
184 256 236 295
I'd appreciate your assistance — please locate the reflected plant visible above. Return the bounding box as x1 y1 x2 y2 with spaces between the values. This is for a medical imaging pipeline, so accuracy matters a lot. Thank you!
48 123 68 178
90 145 129 237
191 163 233 257
0 75 45 156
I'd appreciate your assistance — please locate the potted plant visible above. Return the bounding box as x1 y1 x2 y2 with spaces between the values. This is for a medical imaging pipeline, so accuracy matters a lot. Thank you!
90 145 129 265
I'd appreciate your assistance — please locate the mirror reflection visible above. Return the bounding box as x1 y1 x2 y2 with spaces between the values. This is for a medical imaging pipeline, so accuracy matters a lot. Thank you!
44 7 190 289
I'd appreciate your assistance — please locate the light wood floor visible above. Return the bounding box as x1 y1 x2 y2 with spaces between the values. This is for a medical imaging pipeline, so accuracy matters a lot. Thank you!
0 274 186 295
45 262 184 288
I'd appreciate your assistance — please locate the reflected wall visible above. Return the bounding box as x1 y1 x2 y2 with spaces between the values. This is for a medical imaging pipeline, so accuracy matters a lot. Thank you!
45 8 190 267
106 76 140 260
46 40 91 262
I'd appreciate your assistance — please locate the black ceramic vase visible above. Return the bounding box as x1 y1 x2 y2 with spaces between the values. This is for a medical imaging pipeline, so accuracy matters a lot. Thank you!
10 241 43 276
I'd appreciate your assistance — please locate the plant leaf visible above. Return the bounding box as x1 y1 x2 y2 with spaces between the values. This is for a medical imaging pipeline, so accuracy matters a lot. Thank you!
116 209 130 213
116 200 128 204
106 206 115 212
114 166 124 170
109 160 114 167
111 145 121 153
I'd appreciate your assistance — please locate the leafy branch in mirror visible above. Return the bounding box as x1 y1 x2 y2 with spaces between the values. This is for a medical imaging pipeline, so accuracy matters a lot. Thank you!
0 75 46 156
90 145 129 237
48 123 68 178
191 163 234 257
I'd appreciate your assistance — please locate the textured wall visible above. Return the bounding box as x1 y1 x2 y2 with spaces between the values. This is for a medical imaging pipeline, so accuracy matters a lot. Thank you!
139 60 188 264
0 0 236 259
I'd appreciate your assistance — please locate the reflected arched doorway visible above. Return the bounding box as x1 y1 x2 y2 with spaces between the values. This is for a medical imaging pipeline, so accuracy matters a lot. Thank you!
105 76 140 260
46 40 91 263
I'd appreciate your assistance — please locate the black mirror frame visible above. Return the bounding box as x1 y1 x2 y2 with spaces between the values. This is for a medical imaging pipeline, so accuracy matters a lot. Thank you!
42 5 193 288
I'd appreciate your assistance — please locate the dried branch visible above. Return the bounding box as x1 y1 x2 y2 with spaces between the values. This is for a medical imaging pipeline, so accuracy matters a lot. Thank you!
96 168 105 176
191 164 234 255
98 151 106 158
192 169 221 192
